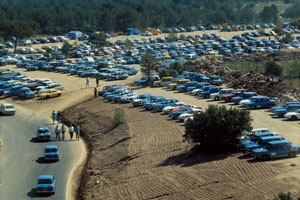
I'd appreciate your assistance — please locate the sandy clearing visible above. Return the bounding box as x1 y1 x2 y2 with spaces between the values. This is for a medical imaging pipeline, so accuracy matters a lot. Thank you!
67 95 300 200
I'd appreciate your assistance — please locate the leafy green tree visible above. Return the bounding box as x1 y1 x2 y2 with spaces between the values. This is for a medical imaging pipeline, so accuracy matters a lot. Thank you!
286 62 300 85
273 192 294 200
166 33 178 42
124 39 134 56
114 108 125 126
0 20 35 52
183 105 252 153
259 5 279 23
240 4 256 23
44 46 53 61
279 33 294 44
273 26 285 36
88 33 107 47
264 61 282 76
61 41 73 58
141 50 157 86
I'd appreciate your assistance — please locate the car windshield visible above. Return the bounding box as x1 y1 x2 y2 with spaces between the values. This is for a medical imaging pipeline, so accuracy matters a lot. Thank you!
45 148 57 153
38 179 52 184
264 143 272 149
5 105 14 109
38 129 48 133
250 135 259 142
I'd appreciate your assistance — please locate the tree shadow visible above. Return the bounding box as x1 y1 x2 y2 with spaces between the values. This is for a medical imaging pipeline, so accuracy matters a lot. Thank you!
157 147 229 167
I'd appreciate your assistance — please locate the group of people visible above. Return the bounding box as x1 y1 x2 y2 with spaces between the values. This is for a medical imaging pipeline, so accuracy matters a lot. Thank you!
52 110 80 141
85 77 100 98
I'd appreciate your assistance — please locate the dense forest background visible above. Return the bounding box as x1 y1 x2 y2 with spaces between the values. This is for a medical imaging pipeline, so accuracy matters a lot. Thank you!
0 0 300 34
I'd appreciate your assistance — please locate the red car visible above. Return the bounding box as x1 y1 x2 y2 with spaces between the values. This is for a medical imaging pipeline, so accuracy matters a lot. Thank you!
223 89 247 102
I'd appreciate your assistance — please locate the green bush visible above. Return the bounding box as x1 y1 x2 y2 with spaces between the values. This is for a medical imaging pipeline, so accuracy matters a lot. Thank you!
273 192 300 200
114 108 125 126
183 105 252 153
264 61 282 76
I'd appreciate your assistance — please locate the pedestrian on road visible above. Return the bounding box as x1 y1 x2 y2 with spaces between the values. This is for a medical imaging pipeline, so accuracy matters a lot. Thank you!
51 110 56 125
96 77 100 87
86 77 90 88
55 124 60 141
61 123 66 141
94 87 97 98
57 111 61 123
69 123 74 140
75 124 80 141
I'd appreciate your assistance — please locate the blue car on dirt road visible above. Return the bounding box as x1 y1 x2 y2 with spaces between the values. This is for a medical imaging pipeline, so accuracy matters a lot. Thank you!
36 175 56 195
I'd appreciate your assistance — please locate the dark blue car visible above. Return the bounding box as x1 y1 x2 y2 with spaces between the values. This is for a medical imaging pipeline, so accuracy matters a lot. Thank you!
231 92 258 105
242 96 276 109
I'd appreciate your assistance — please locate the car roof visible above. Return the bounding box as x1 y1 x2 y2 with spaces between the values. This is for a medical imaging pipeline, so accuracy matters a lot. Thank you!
39 175 54 179
260 136 284 141
268 140 290 145
255 132 274 137
45 145 58 149
252 128 269 132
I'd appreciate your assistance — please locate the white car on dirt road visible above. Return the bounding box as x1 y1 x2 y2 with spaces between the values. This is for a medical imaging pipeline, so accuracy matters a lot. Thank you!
162 102 186 114
178 109 202 122
284 109 300 120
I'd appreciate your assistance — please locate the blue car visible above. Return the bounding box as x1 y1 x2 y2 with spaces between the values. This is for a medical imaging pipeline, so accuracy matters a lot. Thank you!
132 94 152 107
36 175 56 195
153 99 179 111
18 87 35 99
44 145 59 161
274 104 300 118
209 75 223 86
252 140 300 160
177 81 198 93
37 127 51 141
271 102 300 113
231 92 258 105
241 132 278 146
200 86 221 98
242 96 276 109
244 136 285 152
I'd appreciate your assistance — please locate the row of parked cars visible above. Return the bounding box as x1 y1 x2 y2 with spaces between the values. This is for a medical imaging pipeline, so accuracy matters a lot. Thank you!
0 68 64 99
98 84 300 161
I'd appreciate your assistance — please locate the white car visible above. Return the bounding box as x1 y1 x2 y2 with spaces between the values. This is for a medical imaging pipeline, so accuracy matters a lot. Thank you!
191 88 201 95
239 99 251 106
210 88 235 101
184 116 194 124
284 110 300 120
120 93 138 103
178 109 202 122
162 102 186 114
0 103 15 115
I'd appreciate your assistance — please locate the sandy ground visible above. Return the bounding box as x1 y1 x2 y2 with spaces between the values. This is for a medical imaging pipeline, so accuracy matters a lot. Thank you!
61 83 300 200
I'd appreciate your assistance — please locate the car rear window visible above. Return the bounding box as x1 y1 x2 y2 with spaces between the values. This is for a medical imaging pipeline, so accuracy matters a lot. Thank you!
45 148 57 153
38 179 52 184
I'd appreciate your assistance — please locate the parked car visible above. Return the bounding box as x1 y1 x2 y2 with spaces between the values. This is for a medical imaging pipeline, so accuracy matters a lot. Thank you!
223 89 247 102
153 77 174 87
244 136 285 152
274 104 300 118
44 145 60 161
36 175 56 195
252 140 300 160
242 96 276 109
210 88 235 101
209 75 223 86
271 102 300 113
284 109 300 120
37 127 51 141
168 79 190 90
39 89 63 99
232 92 258 105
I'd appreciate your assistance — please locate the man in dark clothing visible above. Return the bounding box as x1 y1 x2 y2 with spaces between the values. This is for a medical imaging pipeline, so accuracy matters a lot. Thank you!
96 77 100 87
94 87 97 98
57 111 61 123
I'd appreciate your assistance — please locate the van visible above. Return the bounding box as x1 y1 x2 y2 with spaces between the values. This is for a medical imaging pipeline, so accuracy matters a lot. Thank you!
0 103 16 115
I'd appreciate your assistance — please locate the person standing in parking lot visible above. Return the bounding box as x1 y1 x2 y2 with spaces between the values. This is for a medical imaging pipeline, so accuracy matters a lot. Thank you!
55 124 60 141
96 77 100 87
86 77 90 88
69 123 74 140
57 111 61 123
94 87 97 98
51 110 56 125
61 123 66 141
75 124 80 141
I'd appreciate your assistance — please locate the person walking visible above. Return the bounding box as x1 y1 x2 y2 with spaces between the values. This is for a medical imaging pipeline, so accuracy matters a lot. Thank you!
75 124 80 141
94 87 97 98
86 77 90 88
96 77 100 87
61 123 66 141
69 123 74 140
55 124 60 141
57 111 61 123
51 110 56 125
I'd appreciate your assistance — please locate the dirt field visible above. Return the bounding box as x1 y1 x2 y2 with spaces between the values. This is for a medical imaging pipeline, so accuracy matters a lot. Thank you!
62 85 300 200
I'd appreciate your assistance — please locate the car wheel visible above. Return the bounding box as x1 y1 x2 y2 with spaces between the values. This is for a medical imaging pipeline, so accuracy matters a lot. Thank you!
261 155 269 161
225 99 229 103
215 96 219 101
289 151 296 157
250 105 256 110
205 94 209 98
58 93 61 96
291 115 297 121
46 95 50 99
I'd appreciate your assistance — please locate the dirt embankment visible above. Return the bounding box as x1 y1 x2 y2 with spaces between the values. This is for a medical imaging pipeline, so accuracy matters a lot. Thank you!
62 96 300 200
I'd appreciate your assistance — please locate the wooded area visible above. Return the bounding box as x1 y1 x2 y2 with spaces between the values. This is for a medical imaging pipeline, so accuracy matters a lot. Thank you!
0 0 299 34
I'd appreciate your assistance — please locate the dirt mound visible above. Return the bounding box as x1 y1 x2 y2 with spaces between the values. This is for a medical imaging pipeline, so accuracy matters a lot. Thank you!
184 58 299 102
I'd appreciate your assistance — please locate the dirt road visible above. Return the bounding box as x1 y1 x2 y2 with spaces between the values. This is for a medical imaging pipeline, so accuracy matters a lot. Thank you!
63 85 300 200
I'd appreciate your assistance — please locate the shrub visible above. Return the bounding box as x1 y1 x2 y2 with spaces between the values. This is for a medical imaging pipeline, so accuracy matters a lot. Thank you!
114 108 125 126
273 192 296 200
264 61 282 76
183 105 252 153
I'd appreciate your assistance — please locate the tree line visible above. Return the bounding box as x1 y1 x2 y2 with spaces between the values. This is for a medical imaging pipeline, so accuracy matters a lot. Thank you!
0 0 295 35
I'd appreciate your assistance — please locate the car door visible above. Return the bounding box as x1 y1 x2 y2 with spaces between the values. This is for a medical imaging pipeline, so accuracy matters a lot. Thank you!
275 143 289 157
